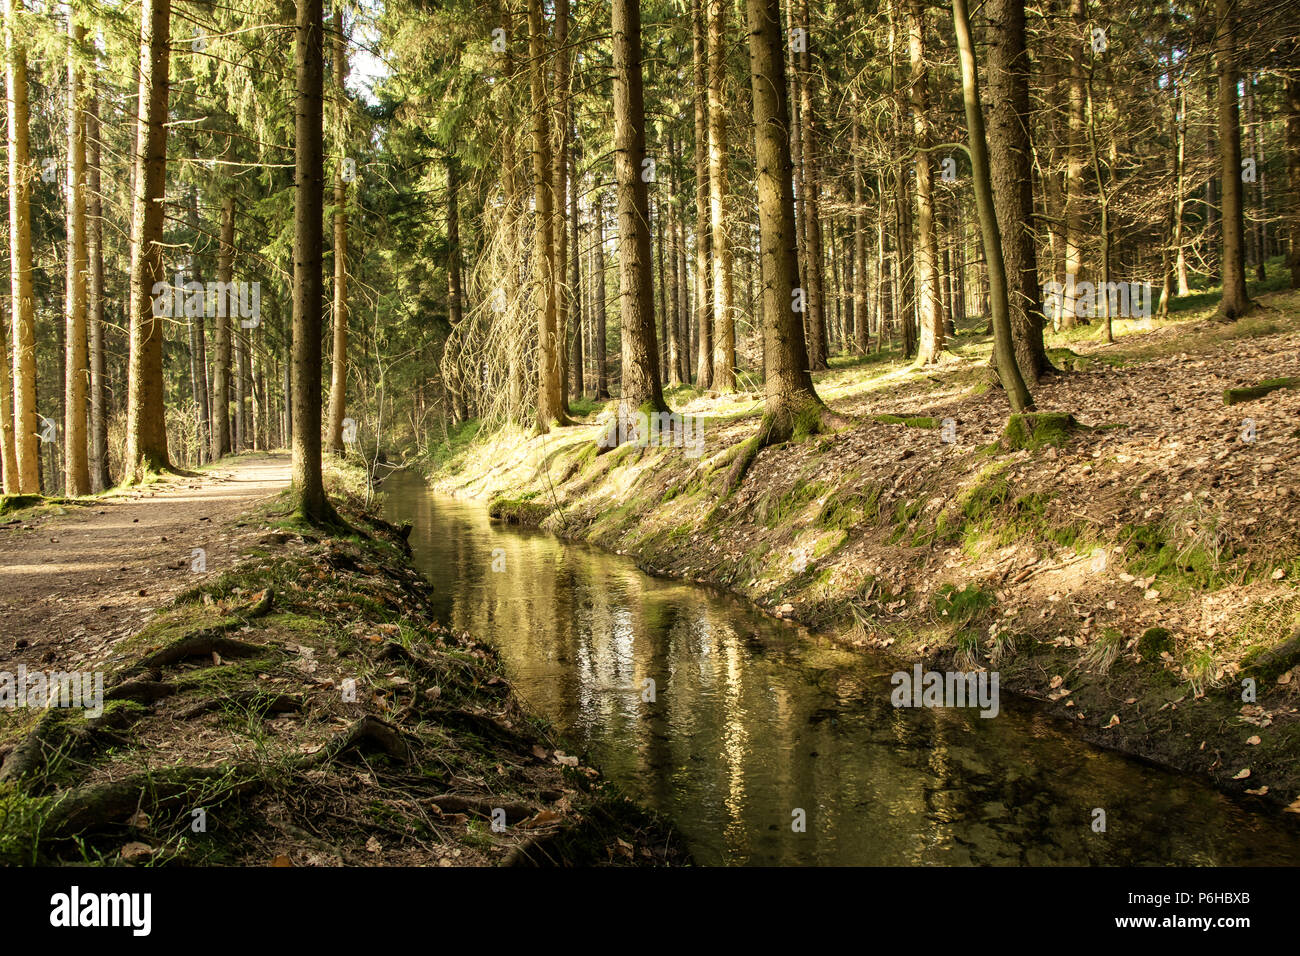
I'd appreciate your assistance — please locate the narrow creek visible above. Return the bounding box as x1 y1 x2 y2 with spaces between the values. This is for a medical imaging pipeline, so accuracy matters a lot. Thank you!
383 470 1300 865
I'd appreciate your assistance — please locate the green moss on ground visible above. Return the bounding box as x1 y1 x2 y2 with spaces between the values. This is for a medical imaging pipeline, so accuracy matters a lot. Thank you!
1003 412 1082 451
1223 376 1299 405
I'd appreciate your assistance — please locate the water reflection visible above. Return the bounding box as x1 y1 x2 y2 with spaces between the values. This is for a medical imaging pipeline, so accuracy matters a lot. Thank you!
384 470 1300 866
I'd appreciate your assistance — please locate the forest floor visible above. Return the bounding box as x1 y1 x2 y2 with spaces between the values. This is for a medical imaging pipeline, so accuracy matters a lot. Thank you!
0 453 289 673
0 455 684 866
435 283 1300 815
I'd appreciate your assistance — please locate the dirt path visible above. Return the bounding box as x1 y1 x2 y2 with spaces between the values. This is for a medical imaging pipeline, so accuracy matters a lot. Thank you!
0 453 290 672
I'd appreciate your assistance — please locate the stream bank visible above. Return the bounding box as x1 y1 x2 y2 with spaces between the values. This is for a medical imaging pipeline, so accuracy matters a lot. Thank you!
425 309 1300 816
0 460 685 867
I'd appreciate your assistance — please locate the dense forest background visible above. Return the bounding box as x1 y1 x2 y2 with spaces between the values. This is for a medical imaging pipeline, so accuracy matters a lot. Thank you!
2 0 1298 498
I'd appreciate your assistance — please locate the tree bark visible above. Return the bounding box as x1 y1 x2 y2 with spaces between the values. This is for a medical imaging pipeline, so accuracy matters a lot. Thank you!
707 0 736 390
527 0 567 429
1061 0 1086 328
1287 75 1300 288
123 0 173 481
4 0 38 492
952 0 1033 412
290 0 336 522
691 0 713 389
212 197 233 458
327 5 349 455
985 0 1050 381
63 17 90 494
908 0 944 365
1214 0 1252 319
611 0 666 417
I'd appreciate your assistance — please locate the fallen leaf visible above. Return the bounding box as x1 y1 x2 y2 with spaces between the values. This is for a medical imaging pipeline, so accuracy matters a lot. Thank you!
120 842 154 862
1105 714 1120 728
1246 735 1261 745
1232 768 1251 780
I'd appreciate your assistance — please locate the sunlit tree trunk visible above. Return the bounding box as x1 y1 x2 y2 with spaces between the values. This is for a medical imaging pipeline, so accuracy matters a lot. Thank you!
1060 0 1086 328
952 0 1032 412
593 194 610 398
1287 75 1300 289
4 0 38 492
707 0 735 390
986 0 1049 381
1214 0 1252 320
290 0 337 522
212 196 233 458
123 0 173 482
63 17 90 494
908 0 943 365
691 0 713 389
611 0 666 419
327 5 349 455
527 0 567 429
552 0 571 412
797 0 827 370
730 0 838 488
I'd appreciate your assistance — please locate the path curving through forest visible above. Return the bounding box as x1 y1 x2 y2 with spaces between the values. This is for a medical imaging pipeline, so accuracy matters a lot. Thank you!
0 454 290 672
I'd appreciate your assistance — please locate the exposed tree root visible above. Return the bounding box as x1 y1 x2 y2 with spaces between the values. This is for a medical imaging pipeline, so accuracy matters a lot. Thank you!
0 709 69 784
105 679 178 703
429 793 536 822
724 402 851 494
176 691 302 721
43 764 259 840
302 715 413 766
127 633 267 676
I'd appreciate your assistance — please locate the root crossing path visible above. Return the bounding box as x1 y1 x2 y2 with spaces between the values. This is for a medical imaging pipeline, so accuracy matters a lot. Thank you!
0 454 291 671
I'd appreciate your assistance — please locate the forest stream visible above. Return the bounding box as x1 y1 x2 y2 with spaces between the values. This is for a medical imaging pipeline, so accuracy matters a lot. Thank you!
383 470 1300 866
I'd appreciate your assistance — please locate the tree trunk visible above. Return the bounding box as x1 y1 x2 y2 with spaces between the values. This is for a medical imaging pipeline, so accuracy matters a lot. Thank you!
691 0 713 389
952 0 1032 412
852 93 869 354
552 0 571 412
123 0 173 481
86 82 109 491
665 129 684 386
290 0 336 522
611 0 666 418
63 17 90 494
527 0 567 429
908 0 944 365
985 0 1049 381
0 293 14 493
707 0 736 390
568 127 585 398
594 194 610 398
1214 0 1252 319
327 5 349 455
4 0 38 492
797 0 827 370
739 0 835 467
1287 75 1300 288
212 197 234 458
1061 0 1086 328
